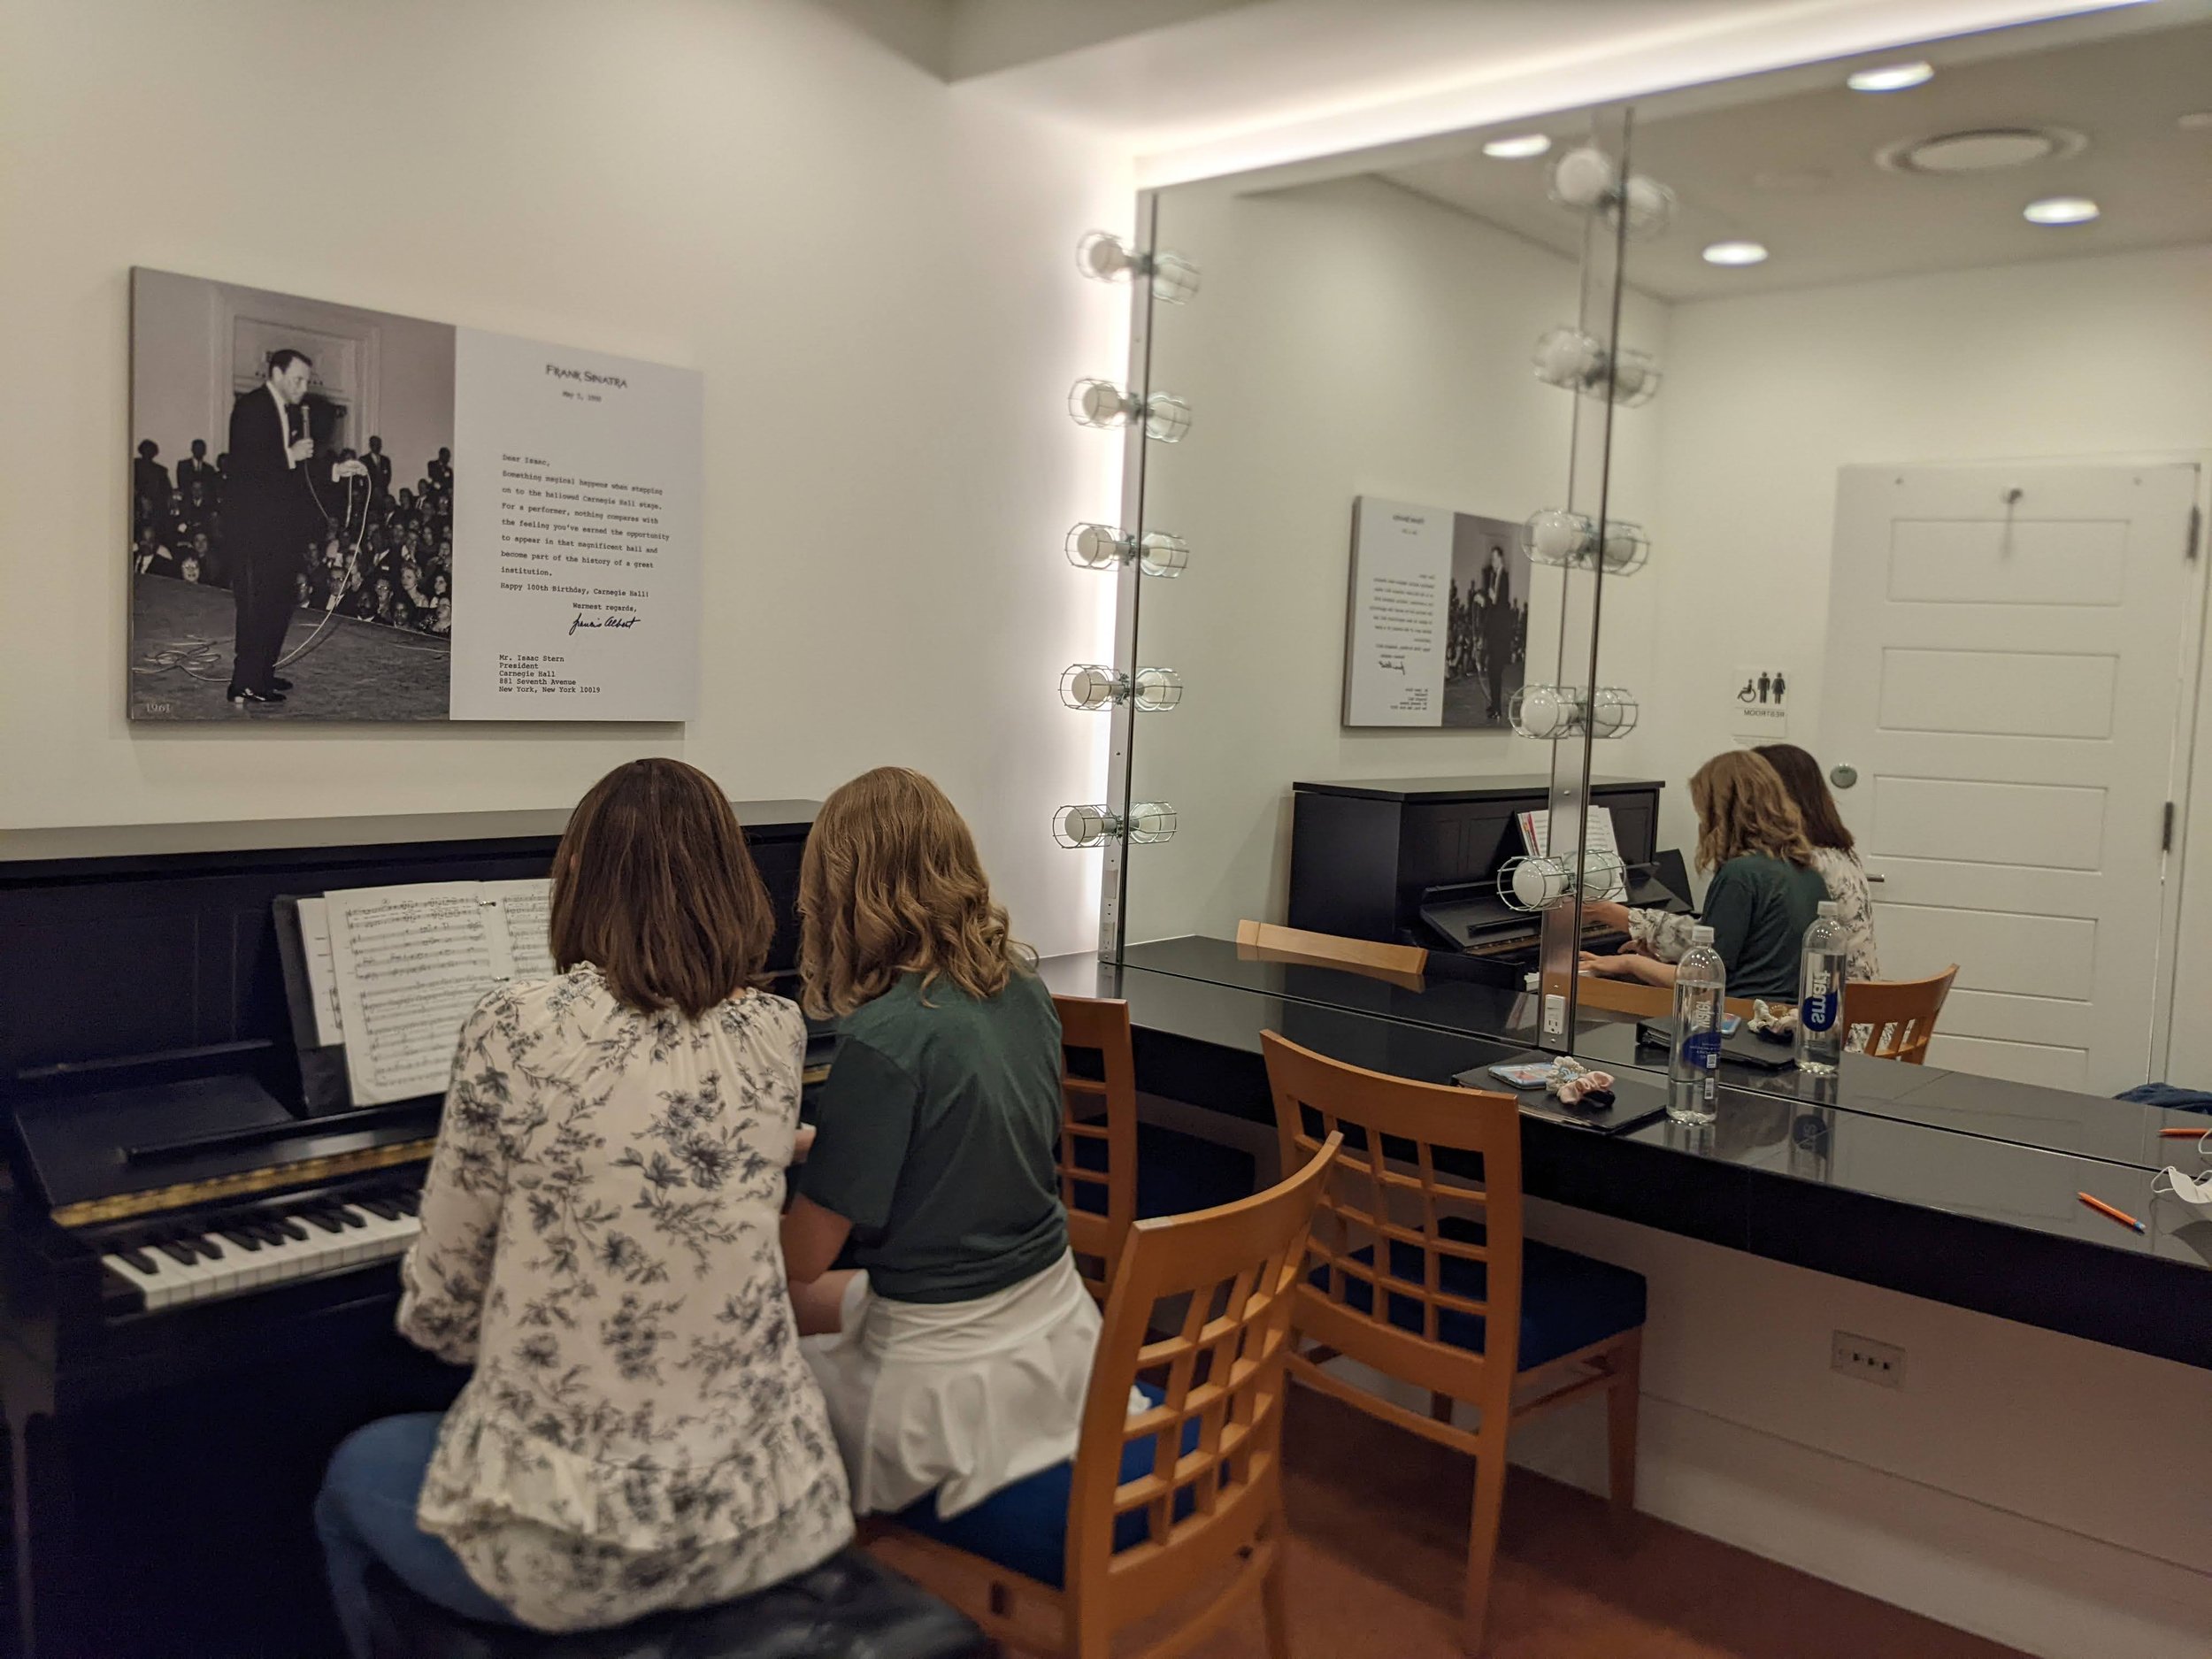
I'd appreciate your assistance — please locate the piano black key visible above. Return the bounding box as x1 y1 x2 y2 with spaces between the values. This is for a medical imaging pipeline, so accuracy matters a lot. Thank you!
274 1217 310 1241
119 1247 158 1274
219 1228 265 1252
393 1190 420 1217
156 1240 200 1267
334 1208 367 1230
303 1210 345 1234
358 1196 402 1221
194 1235 226 1259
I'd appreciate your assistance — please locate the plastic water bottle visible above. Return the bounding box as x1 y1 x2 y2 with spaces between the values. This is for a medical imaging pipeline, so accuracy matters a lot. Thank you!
1668 925 1725 1125
1797 900 1847 1078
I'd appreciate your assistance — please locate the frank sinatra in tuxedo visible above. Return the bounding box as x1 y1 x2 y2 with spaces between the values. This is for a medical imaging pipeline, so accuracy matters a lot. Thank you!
223 349 364 703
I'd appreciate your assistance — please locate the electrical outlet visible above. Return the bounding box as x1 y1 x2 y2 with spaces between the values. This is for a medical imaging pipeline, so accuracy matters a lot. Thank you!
1542 993 1567 1036
1832 1330 1905 1388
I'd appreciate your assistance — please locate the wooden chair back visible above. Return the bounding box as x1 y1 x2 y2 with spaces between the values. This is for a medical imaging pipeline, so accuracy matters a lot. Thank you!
1845 965 1958 1065
1574 972 1757 1024
1054 995 1140 1301
1235 919 1428 990
1062 1131 1341 1655
1261 1032 1524 1426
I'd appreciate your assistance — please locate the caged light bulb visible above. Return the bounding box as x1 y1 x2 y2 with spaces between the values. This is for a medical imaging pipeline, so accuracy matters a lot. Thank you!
1509 684 1585 741
1137 530 1190 578
1533 326 1606 391
1523 508 1596 568
1141 394 1194 443
1060 664 1123 711
1054 804 1118 848
1069 379 1137 428
1588 686 1640 738
1599 520 1649 574
1550 145 1620 211
1125 801 1179 843
1133 667 1184 712
1076 229 1139 281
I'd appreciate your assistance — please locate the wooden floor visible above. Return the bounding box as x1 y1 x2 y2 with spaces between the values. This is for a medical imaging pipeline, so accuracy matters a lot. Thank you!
1187 1387 2027 1659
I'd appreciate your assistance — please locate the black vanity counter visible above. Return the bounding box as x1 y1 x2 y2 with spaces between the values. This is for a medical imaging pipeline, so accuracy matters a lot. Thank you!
1042 940 2212 1371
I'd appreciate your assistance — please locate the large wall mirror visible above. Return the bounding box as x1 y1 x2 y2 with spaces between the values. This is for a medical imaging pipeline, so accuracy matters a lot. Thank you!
1111 2 2212 1102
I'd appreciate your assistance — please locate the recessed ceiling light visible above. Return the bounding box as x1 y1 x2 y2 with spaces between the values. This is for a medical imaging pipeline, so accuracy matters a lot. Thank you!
1483 133 1552 159
1702 240 1769 266
1879 127 2085 174
2024 196 2099 226
1847 61 1934 93
2180 111 2212 131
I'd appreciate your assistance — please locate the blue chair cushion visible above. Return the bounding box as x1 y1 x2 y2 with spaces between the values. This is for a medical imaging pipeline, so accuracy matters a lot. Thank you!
1071 1123 1256 1222
1312 1219 1644 1372
891 1384 1202 1589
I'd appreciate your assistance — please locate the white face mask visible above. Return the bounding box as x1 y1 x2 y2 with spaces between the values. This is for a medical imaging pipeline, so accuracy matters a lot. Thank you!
2152 1165 2212 1216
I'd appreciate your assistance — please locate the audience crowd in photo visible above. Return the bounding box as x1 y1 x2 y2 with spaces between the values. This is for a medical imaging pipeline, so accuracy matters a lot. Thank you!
132 434 454 638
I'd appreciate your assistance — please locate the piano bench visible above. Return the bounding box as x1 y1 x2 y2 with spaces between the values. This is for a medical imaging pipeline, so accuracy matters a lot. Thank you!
359 1547 990 1659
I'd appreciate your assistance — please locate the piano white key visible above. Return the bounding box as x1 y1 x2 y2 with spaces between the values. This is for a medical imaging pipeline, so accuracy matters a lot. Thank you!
102 1249 189 1311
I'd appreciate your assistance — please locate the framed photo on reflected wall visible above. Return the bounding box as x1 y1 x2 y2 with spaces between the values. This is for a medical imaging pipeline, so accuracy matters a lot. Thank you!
1342 496 1529 729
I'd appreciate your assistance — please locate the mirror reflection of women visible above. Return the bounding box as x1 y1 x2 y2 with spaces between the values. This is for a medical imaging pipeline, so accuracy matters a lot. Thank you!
1581 749 1826 1001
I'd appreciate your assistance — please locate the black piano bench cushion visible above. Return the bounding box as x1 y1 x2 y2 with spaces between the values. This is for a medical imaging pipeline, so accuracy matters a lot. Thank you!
360 1547 990 1659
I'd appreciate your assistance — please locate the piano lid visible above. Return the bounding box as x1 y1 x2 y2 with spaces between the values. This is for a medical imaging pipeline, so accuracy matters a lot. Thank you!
11 1076 438 1227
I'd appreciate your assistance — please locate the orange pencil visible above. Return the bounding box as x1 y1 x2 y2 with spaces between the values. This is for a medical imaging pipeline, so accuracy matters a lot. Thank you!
2159 1126 2209 1139
2077 1191 2145 1234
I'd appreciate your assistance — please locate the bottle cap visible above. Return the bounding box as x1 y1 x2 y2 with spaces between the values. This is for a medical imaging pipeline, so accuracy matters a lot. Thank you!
1817 900 1839 918
1691 925 1715 945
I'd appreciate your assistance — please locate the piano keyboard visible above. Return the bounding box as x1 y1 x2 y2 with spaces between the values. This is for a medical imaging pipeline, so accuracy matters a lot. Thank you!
99 1184 421 1313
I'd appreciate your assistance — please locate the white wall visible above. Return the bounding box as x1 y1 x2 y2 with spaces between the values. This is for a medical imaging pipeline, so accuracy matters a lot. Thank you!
0 0 1127 956
1125 172 1668 941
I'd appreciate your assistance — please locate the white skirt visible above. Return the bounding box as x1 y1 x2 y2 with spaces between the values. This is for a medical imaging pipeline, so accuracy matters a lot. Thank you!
802 1252 1104 1519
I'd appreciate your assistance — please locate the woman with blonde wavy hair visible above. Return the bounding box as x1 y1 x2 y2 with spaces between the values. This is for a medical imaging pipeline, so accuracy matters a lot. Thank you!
1583 749 1828 1001
781 767 1099 1522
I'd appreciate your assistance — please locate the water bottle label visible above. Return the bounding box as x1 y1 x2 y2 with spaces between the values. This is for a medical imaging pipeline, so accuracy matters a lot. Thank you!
1684 1031 1722 1072
1802 989 1839 1033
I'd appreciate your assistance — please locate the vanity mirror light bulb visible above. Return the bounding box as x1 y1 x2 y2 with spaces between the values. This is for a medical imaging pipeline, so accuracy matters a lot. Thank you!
1573 849 1629 900
1532 326 1605 390
1125 801 1179 844
1132 667 1184 712
1607 349 1662 406
1141 394 1194 444
1066 522 1130 570
1137 530 1190 578
1069 379 1136 428
1618 174 1675 236
1076 229 1138 281
1509 684 1585 741
1054 804 1119 849
1148 250 1202 304
1060 664 1124 710
1550 145 1620 211
1599 520 1649 574
1523 508 1596 567
1588 686 1640 738
1502 855 1577 912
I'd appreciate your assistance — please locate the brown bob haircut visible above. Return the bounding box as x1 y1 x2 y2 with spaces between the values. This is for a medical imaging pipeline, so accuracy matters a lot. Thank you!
1689 749 1815 873
1754 742 1855 856
548 759 774 1019
798 766 1030 1019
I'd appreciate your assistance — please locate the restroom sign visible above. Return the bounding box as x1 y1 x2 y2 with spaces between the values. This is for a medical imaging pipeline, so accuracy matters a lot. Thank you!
1730 664 1790 740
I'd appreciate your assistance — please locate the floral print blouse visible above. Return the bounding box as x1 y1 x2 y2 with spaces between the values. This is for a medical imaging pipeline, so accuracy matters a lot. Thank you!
1625 846 1882 982
396 966 853 1631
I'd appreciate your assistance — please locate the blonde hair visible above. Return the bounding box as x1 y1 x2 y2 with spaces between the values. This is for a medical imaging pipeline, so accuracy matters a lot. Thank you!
798 767 1032 1018
1690 749 1815 873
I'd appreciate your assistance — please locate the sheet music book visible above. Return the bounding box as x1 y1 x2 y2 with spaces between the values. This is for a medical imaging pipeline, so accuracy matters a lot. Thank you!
1516 806 1620 862
280 879 555 1108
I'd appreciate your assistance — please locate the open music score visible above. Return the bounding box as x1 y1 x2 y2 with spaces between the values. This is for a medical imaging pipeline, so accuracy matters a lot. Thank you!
320 879 555 1105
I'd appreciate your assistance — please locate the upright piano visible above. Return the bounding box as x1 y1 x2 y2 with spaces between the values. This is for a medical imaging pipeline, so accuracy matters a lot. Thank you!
0 804 816 1659
1285 774 1682 968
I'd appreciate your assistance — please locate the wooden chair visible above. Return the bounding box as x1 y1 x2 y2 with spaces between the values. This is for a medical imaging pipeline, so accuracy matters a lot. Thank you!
1054 995 1140 1301
1573 970 1762 1025
1845 965 1958 1064
1235 919 1428 991
1261 1033 1646 1655
874 1133 1345 1659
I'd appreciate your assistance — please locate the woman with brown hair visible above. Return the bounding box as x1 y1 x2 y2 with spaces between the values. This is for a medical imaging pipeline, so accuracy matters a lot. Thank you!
1582 749 1828 1001
1754 742 1881 979
782 766 1099 1523
315 760 852 1655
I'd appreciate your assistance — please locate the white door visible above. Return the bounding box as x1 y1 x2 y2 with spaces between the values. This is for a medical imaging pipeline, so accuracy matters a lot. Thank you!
1817 462 2200 1094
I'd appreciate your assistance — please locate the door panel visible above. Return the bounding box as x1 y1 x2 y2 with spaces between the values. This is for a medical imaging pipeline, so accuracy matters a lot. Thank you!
1819 463 2199 1095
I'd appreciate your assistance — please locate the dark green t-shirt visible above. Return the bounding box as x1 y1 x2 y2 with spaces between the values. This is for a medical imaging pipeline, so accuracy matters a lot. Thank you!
1701 855 1828 1001
798 969 1066 1303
